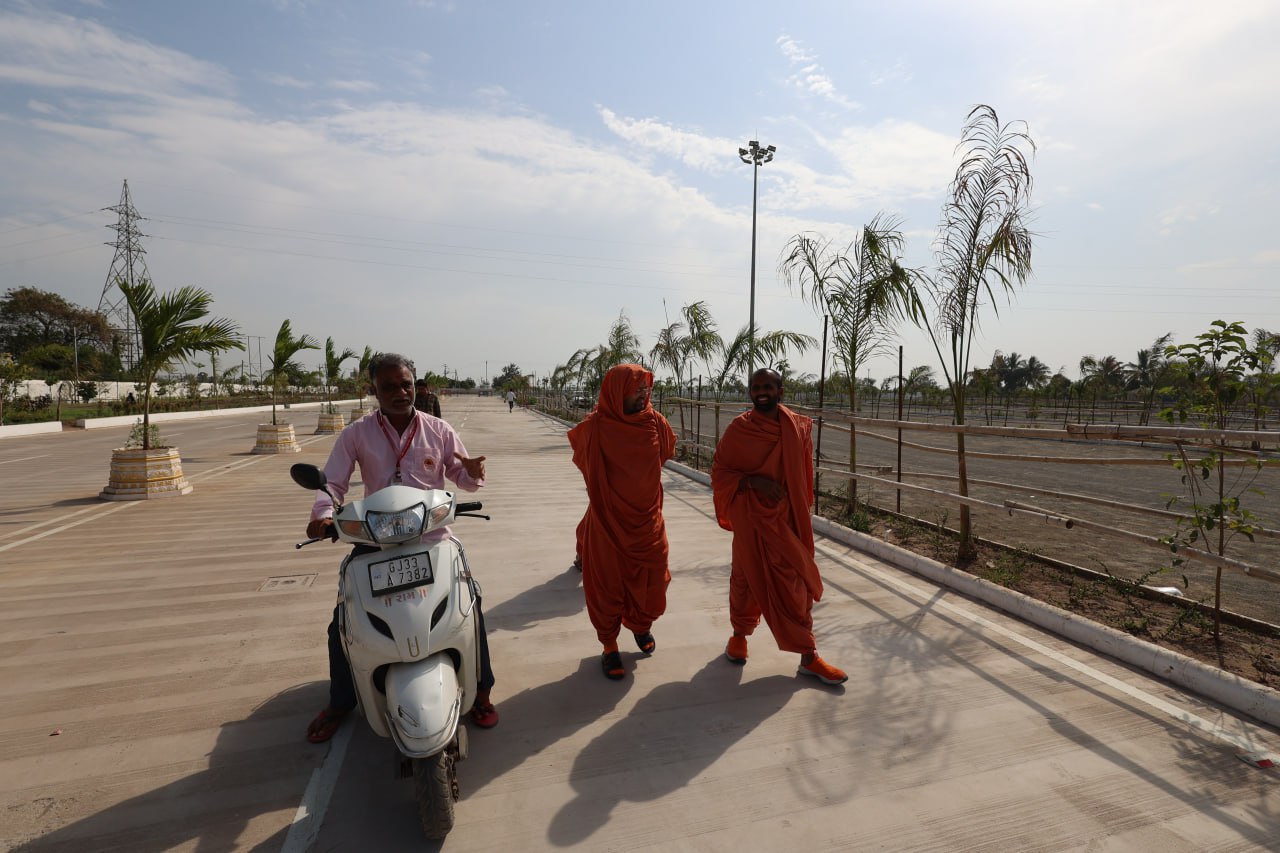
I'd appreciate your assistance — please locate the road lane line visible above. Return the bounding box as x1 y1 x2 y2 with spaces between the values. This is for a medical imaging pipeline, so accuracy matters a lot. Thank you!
0 501 140 553
0 436 331 550
0 454 50 465
817 541 1276 755
280 717 354 853
0 504 109 543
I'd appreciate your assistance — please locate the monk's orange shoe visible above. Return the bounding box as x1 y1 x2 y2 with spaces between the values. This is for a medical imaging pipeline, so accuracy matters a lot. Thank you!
798 655 847 685
725 635 748 665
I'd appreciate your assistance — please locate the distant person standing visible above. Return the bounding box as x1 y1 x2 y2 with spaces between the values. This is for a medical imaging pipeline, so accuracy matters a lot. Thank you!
413 378 441 418
568 364 676 679
710 367 847 686
505 389 515 413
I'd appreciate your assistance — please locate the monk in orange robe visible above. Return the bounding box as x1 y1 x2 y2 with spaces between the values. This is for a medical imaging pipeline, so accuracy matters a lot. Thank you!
711 368 847 685
569 364 677 680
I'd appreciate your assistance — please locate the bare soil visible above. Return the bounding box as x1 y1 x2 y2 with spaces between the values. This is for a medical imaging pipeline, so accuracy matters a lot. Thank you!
812 491 1280 691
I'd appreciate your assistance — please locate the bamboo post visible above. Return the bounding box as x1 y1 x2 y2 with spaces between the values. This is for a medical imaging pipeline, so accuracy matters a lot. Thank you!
695 377 703 469
896 344 903 513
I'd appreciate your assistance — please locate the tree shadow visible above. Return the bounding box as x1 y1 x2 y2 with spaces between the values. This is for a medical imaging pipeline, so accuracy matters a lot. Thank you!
546 657 801 847
10 684 323 853
482 564 584 633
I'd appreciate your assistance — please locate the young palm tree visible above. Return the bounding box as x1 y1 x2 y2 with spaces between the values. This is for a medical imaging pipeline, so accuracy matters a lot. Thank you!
781 216 920 509
353 345 373 408
265 319 319 425
902 364 937 420
710 325 816 399
1126 333 1174 426
919 104 1036 560
322 337 357 414
117 278 241 450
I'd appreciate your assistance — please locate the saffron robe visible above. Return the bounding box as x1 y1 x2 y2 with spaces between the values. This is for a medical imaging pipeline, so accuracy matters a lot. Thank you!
711 405 822 654
568 364 677 645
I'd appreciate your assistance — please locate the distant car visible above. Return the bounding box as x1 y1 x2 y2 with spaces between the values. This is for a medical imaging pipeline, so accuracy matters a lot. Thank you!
572 394 591 408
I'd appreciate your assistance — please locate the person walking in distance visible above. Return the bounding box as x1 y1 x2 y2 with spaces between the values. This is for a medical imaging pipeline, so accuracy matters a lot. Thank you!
568 364 676 679
505 389 515 413
413 378 441 418
710 367 847 685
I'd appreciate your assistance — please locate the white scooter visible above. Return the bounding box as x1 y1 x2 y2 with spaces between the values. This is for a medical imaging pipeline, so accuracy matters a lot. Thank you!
291 462 488 840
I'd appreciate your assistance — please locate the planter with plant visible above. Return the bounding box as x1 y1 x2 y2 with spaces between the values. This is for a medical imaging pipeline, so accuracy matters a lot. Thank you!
100 279 241 500
253 319 318 454
316 336 355 434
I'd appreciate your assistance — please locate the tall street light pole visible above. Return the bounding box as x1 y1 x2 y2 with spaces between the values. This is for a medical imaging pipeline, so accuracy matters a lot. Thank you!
739 139 775 376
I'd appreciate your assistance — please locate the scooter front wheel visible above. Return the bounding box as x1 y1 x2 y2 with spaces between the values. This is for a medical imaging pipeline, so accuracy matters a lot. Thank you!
413 750 458 839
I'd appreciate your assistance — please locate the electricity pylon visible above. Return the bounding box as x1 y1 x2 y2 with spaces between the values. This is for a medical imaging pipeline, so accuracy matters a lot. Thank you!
97 179 151 372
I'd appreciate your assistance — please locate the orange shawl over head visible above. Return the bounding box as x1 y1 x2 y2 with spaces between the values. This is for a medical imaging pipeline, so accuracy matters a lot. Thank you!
568 364 677 568
710 404 822 601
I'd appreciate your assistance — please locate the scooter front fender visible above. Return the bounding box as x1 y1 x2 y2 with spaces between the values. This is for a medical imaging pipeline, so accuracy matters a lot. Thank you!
384 654 461 758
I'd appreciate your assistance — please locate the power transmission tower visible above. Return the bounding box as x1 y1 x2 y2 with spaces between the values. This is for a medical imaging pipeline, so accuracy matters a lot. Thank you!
97 179 151 372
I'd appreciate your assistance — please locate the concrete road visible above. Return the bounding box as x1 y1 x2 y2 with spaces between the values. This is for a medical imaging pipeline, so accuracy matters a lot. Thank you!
1 397 1277 852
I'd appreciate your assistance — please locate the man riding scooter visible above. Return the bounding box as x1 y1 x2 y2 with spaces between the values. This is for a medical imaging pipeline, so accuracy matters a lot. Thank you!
304 352 499 742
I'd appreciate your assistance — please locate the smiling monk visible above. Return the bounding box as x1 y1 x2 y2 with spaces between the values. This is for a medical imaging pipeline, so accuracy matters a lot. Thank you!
568 364 677 680
711 367 847 685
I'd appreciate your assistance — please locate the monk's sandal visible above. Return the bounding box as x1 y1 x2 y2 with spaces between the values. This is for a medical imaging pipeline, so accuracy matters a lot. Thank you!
725 635 748 665
634 632 656 656
798 655 847 685
601 650 625 680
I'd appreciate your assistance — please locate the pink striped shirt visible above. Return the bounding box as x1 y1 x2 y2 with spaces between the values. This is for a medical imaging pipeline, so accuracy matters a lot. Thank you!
310 409 484 542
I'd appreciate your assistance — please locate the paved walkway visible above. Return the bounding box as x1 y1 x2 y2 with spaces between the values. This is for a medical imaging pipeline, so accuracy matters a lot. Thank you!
0 397 1276 852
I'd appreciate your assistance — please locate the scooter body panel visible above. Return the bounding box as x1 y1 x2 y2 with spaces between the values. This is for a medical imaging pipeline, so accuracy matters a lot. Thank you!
384 655 462 757
339 536 480 743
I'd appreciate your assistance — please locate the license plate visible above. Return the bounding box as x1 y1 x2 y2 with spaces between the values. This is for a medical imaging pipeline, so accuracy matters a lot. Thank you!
369 551 434 595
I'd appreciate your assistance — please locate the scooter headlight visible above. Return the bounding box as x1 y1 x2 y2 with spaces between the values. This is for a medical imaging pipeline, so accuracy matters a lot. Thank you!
366 504 427 543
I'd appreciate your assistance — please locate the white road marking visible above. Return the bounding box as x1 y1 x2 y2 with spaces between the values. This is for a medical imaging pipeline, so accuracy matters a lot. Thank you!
280 716 355 853
816 541 1276 755
0 501 140 553
0 503 108 543
0 436 330 551
0 454 50 465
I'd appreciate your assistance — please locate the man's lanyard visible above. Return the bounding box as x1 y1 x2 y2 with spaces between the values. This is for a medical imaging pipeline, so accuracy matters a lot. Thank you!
376 411 420 484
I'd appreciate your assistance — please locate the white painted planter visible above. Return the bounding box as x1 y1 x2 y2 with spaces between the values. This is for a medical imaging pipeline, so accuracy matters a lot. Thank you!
348 407 369 422
100 447 194 501
253 423 301 454
315 411 345 434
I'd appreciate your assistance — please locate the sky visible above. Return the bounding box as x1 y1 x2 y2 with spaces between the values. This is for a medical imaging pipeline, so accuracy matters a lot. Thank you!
1 0 1278 387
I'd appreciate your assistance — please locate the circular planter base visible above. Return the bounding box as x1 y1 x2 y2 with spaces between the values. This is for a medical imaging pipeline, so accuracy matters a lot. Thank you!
253 423 301 454
100 447 193 501
348 407 369 422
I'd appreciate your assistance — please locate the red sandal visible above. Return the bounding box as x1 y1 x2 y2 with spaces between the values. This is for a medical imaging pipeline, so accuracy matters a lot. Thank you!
305 707 349 743
469 701 499 729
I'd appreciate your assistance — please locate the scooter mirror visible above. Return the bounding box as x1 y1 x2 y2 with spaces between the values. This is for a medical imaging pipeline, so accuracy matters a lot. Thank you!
290 463 327 491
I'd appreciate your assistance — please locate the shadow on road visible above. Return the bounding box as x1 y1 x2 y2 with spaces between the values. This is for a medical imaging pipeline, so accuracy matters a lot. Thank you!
11 685 324 853
547 657 801 847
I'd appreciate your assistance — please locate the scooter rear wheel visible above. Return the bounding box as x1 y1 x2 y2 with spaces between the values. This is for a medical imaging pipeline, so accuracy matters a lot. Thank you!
413 750 458 839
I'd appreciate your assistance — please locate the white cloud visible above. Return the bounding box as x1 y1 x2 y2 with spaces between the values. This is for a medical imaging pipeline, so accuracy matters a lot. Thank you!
776 34 859 111
869 61 912 87
260 72 312 89
1014 74 1065 101
329 79 379 93
598 107 739 174
0 8 234 100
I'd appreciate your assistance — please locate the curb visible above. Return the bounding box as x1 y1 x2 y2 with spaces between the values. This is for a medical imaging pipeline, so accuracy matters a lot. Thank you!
661 457 1280 730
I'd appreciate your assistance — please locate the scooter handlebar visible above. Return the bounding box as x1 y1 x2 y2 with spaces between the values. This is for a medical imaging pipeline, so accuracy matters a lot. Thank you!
455 501 483 514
